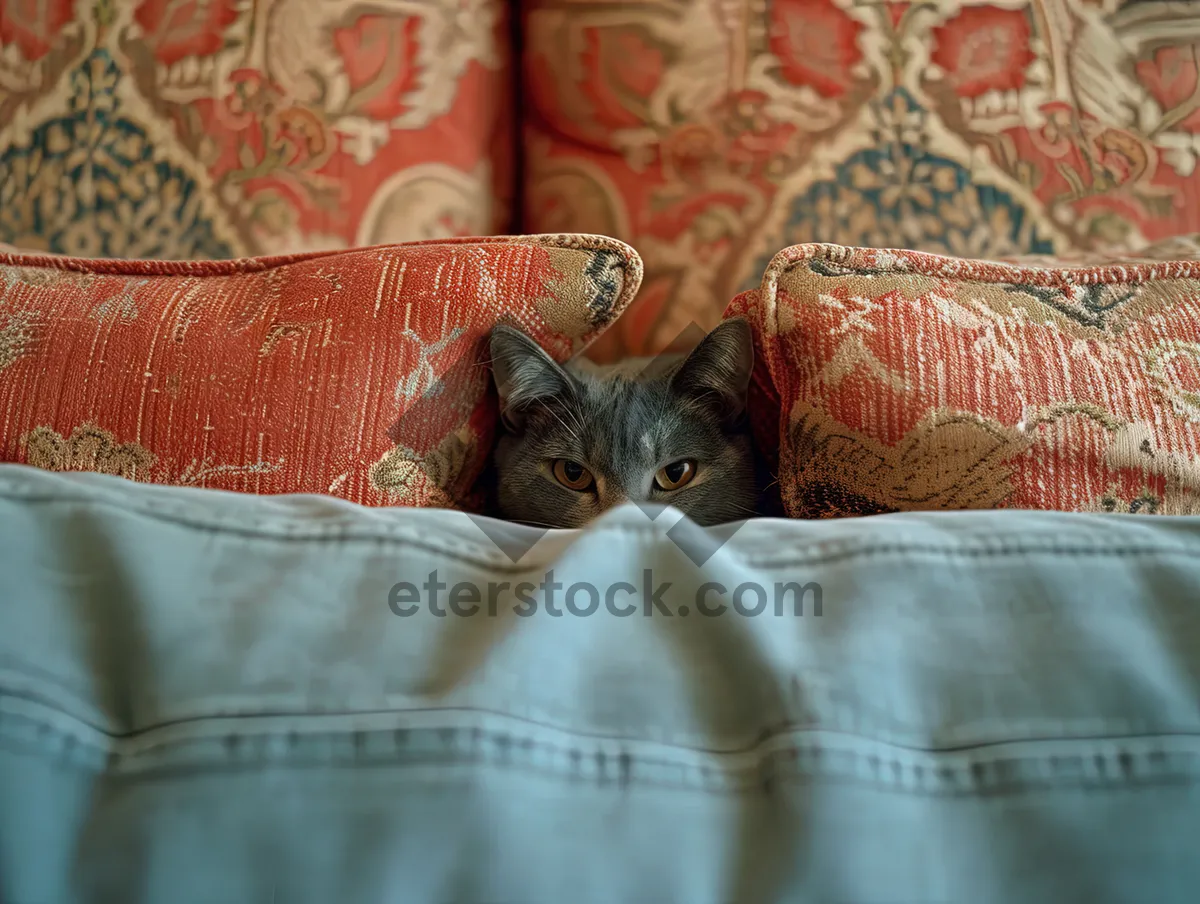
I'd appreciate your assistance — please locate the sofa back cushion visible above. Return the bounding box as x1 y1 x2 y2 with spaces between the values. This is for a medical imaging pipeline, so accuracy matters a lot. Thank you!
0 0 513 257
0 236 640 506
521 0 1200 360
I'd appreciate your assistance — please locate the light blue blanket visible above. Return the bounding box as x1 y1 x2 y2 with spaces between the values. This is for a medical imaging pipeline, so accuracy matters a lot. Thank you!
2 464 1199 903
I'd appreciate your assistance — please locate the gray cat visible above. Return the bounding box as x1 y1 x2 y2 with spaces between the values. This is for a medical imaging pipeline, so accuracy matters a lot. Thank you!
488 318 758 528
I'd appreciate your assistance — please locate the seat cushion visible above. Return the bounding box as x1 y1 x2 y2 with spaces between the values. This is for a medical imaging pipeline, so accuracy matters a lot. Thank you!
2 464 1200 903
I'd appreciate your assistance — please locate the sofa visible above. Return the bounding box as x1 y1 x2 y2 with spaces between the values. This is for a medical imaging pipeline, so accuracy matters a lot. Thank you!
5 2 1200 902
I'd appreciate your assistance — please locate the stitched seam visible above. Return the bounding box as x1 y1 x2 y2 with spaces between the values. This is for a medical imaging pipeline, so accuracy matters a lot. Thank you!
5 744 1198 799
741 543 1200 568
770 243 1200 287
0 234 638 278
5 691 1200 754
2 492 1199 569
6 710 1200 798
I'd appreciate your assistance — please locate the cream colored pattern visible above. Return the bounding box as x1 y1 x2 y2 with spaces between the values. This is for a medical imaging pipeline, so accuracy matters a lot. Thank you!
369 425 477 507
357 163 494 245
0 311 38 373
789 400 1031 511
23 424 156 481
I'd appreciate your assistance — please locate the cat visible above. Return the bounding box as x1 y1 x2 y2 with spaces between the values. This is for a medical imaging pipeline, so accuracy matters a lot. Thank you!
488 317 759 528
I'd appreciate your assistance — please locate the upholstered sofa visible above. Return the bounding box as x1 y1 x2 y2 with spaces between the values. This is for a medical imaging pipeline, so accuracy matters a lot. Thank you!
5 3 1200 902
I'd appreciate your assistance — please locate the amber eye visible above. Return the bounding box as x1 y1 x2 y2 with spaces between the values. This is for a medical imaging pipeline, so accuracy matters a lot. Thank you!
655 460 696 491
552 459 595 491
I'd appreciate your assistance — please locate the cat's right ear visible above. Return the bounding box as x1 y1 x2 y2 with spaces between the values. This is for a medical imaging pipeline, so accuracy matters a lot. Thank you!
489 325 575 432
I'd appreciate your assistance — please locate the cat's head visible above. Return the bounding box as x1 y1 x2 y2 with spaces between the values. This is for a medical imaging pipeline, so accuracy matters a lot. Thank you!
489 318 757 528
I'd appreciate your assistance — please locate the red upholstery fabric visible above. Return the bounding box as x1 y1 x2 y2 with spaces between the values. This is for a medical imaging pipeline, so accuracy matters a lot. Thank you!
522 0 1200 360
0 0 514 257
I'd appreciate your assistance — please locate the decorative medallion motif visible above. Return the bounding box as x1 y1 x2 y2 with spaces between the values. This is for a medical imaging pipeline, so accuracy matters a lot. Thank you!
0 0 511 258
0 52 234 259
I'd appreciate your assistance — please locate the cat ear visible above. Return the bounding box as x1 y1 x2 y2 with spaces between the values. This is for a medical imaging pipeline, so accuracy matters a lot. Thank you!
489 324 576 432
670 317 754 424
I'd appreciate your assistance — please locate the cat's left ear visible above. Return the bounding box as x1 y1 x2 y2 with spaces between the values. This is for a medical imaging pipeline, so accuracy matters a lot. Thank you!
489 324 576 432
670 317 754 424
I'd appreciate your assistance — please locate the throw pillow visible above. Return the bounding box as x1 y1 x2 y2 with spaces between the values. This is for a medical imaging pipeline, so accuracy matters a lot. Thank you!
0 235 640 507
747 243 1200 517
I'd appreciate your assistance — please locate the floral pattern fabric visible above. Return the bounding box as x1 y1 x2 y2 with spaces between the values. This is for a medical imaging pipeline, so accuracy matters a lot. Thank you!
0 236 641 506
742 243 1200 518
0 0 513 259
523 0 1200 360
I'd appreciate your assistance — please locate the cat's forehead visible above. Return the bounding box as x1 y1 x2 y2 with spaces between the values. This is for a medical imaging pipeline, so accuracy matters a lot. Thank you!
570 376 711 462
578 376 678 428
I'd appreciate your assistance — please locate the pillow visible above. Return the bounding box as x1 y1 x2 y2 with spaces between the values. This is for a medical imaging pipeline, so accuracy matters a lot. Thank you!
745 243 1200 517
0 235 640 507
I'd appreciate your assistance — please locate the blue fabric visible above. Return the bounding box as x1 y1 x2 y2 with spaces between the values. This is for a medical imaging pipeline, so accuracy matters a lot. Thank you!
1 464 1199 903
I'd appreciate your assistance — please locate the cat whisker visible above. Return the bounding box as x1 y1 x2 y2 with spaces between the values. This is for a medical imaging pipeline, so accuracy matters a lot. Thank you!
539 402 580 442
564 401 590 439
509 518 573 530
561 402 587 437
719 505 759 518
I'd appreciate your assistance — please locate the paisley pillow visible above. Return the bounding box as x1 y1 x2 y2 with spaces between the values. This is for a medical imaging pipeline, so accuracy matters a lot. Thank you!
743 243 1200 517
0 235 641 507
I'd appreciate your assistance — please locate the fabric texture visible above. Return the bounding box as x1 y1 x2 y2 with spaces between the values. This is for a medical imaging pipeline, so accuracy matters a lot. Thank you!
0 0 513 258
725 287 782 473
523 0 1200 359
744 242 1200 518
3 464 1200 903
0 235 641 506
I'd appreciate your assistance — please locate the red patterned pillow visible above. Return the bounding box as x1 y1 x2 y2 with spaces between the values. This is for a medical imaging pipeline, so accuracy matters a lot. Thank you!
744 244 1200 517
0 236 640 507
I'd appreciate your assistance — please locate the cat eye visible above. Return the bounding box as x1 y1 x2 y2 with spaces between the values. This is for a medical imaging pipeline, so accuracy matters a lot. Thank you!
552 459 595 491
655 460 696 491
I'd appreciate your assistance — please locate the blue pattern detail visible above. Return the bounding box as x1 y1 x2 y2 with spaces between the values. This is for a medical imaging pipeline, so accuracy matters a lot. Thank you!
0 51 233 260
745 90 1055 289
